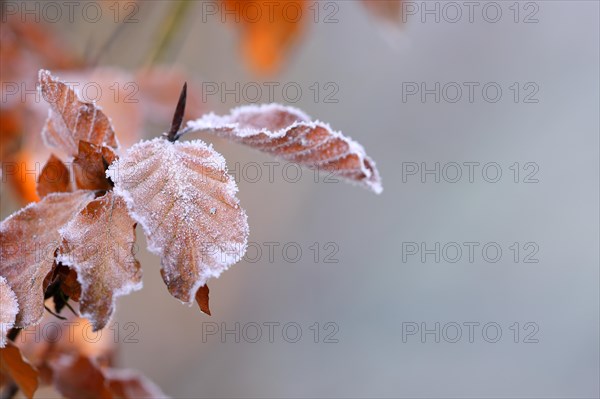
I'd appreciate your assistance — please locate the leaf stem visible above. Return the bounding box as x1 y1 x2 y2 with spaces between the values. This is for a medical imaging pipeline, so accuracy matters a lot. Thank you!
166 82 187 142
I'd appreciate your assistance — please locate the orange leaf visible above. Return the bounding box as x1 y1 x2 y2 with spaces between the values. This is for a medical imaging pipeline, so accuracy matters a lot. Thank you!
37 154 71 198
107 138 249 304
73 141 117 191
57 192 142 331
188 104 383 193
0 342 39 399
223 0 306 74
0 191 94 327
39 70 118 157
195 284 211 316
0 277 18 348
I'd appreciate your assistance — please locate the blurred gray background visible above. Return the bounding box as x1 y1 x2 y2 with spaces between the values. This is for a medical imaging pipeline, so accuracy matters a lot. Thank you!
2 1 599 398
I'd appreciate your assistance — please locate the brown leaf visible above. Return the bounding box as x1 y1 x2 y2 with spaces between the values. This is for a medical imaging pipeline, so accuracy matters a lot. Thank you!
0 191 94 327
37 154 71 198
107 138 249 304
73 141 117 191
188 104 383 193
195 284 211 315
0 342 39 399
39 70 118 157
57 192 142 331
105 368 170 399
0 277 18 348
49 354 170 399
43 263 82 303
49 355 112 399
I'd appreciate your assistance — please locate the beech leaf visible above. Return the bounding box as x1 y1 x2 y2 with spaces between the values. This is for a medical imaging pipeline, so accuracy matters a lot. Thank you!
107 138 248 304
0 342 39 399
0 191 94 327
37 154 71 198
57 191 142 331
187 104 383 193
39 69 118 157
0 277 18 348
73 141 117 191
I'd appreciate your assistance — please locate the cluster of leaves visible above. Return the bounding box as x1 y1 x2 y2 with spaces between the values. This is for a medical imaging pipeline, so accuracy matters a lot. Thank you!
0 70 381 396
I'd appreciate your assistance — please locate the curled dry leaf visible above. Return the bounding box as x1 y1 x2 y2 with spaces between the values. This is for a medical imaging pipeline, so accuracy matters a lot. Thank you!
0 342 39 399
0 277 18 348
107 138 249 304
57 192 142 331
37 154 71 198
195 284 211 316
73 141 117 191
187 104 383 193
0 191 94 327
39 70 118 157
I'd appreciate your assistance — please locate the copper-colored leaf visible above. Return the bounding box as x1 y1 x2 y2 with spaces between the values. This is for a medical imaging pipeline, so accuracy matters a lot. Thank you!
107 138 248 304
37 154 71 198
49 355 112 399
105 369 170 399
0 191 94 327
57 192 142 331
39 70 118 157
73 141 117 191
0 342 39 399
188 104 383 193
195 284 211 316
0 277 18 348
223 0 306 74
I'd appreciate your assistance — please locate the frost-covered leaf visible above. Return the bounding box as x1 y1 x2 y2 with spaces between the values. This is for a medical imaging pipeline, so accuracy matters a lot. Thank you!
0 191 94 327
195 284 211 316
57 191 142 331
0 342 39 399
37 154 71 198
0 277 18 348
39 70 118 157
187 104 383 193
107 138 248 304
73 141 117 191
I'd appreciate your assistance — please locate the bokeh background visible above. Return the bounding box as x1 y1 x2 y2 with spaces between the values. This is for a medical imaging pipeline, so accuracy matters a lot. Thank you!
1 1 599 398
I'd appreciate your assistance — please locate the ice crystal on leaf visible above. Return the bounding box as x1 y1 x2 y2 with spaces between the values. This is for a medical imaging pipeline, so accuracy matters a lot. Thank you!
187 104 383 193
57 192 142 331
107 138 249 304
0 191 94 328
39 69 118 157
0 277 18 348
